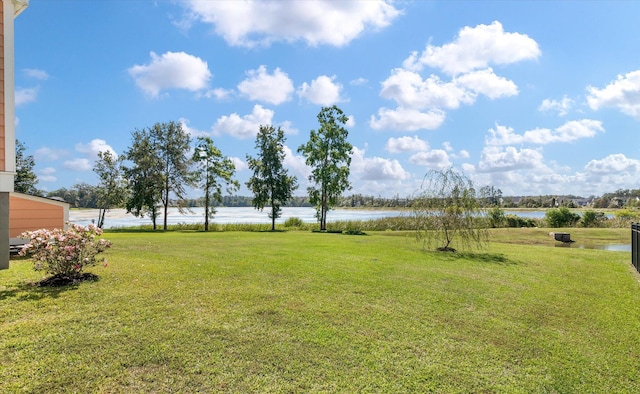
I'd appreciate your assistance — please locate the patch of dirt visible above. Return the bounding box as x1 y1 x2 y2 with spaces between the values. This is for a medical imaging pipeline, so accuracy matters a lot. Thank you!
36 273 99 287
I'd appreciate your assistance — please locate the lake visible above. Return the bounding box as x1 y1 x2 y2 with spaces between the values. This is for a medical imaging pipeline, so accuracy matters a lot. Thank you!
67 208 611 229
69 207 408 229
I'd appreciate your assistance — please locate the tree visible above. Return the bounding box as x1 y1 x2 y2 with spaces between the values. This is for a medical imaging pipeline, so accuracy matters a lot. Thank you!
15 139 39 195
124 121 193 230
123 128 163 229
413 168 487 252
192 136 239 231
297 105 353 231
93 151 126 228
545 207 580 227
246 125 298 231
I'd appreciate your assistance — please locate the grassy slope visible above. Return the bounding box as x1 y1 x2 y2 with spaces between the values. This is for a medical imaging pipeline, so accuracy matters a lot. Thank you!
1 229 639 392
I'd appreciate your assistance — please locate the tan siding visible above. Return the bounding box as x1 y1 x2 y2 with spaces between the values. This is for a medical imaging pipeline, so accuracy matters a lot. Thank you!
10 195 66 237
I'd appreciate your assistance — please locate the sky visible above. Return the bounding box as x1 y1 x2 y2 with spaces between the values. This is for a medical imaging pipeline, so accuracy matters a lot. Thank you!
14 0 640 198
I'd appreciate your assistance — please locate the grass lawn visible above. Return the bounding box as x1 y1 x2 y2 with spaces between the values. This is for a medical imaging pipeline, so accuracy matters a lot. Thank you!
1 228 639 392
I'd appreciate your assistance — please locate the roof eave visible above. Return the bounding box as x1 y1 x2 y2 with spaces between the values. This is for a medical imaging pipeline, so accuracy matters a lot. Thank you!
12 0 29 17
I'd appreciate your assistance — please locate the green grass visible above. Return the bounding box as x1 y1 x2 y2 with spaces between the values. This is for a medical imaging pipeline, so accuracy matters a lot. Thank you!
1 229 639 392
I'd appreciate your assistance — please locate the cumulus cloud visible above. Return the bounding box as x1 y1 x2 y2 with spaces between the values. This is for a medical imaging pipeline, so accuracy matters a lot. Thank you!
38 167 57 182
179 118 209 137
283 145 311 181
23 68 49 80
345 116 355 128
587 69 640 119
454 68 518 99
403 21 541 75
75 139 116 158
370 107 446 131
231 157 248 172
16 87 38 107
538 95 575 116
380 69 471 110
584 153 640 174
486 119 604 146
128 51 211 98
351 147 409 181
477 146 545 173
179 0 401 47
297 75 344 105
237 66 294 105
63 158 92 171
409 150 451 169
385 136 429 153
213 104 275 139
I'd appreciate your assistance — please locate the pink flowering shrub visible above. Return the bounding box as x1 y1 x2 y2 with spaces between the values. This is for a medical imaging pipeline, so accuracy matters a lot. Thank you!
19 224 112 277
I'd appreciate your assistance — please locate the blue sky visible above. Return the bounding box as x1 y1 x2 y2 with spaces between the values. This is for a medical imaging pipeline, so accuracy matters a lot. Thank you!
14 0 640 198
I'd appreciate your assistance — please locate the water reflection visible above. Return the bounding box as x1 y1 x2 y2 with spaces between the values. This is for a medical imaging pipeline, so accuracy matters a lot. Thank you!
555 243 631 251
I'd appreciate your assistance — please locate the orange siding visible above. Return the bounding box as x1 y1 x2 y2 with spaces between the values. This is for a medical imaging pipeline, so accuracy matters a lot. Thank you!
10 195 65 237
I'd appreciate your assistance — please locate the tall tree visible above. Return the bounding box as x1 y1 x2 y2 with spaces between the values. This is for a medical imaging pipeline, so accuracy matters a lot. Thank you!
413 167 488 252
93 150 126 228
298 105 353 231
124 121 192 230
15 139 39 195
246 125 298 231
123 128 163 229
192 136 239 231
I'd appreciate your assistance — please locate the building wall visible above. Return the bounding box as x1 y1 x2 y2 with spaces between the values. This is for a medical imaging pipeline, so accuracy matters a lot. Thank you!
10 194 69 237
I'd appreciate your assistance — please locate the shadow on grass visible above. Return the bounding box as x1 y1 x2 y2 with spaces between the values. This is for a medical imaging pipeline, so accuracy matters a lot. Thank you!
430 251 519 265
0 280 82 301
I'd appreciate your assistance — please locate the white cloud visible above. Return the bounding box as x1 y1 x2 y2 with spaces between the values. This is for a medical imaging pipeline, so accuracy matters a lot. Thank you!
587 69 640 119
409 150 451 169
454 68 518 99
351 147 409 181
179 118 209 137
403 21 541 75
75 139 116 158
237 66 294 105
380 69 471 110
179 0 401 47
231 157 247 172
63 158 92 171
345 116 355 128
213 104 275 139
350 77 368 86
128 51 211 98
385 136 429 153
486 119 604 146
477 146 545 173
538 95 575 116
370 107 446 131
283 145 311 181
16 87 38 106
202 88 234 100
23 68 49 80
38 167 57 182
35 147 68 161
297 75 344 105
584 153 640 174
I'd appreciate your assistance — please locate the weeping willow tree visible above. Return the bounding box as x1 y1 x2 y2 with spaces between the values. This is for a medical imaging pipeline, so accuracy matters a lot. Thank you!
413 168 488 252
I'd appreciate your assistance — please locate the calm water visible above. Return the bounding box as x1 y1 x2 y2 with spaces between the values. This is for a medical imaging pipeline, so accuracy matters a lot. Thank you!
69 207 407 229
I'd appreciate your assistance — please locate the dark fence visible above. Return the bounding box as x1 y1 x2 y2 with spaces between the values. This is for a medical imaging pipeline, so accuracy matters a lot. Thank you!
633 223 640 273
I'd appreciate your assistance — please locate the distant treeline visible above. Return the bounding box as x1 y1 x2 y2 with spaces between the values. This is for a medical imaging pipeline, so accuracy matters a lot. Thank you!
45 183 640 210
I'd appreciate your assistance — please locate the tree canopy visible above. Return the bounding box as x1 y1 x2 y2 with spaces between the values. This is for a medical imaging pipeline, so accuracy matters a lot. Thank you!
413 168 487 252
297 106 353 231
15 139 39 195
192 136 239 231
246 125 298 230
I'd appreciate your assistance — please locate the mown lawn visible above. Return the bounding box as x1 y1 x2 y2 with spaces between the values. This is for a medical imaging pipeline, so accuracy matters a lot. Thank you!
1 229 639 392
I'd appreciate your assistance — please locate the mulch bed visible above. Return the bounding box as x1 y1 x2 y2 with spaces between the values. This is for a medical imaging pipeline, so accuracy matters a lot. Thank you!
36 273 100 287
